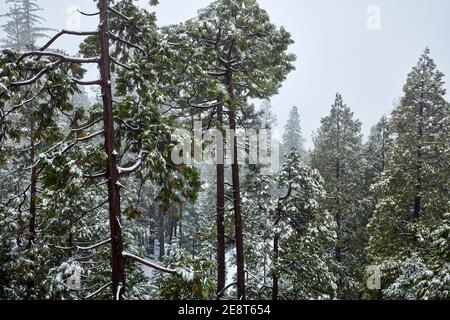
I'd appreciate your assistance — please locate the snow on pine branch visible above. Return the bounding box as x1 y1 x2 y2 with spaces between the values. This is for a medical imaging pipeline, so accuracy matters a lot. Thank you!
51 238 111 252
122 251 195 280
117 149 149 175
122 252 177 274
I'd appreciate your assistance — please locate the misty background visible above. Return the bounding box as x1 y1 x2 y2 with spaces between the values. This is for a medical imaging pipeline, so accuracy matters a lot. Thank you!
1 0 449 148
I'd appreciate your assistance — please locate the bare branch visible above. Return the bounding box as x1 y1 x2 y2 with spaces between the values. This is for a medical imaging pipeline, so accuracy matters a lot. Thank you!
77 9 100 17
38 30 99 52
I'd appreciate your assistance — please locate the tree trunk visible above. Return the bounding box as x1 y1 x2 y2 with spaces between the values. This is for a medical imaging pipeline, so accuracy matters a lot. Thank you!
335 116 342 263
272 233 279 300
381 128 386 172
158 211 165 260
227 70 245 300
99 0 126 300
414 98 424 221
169 214 174 244
149 232 155 256
28 115 37 248
179 208 183 245
216 103 226 297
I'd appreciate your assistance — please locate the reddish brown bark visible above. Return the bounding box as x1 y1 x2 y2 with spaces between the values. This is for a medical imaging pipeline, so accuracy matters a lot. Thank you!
99 0 126 300
226 69 245 300
216 103 226 297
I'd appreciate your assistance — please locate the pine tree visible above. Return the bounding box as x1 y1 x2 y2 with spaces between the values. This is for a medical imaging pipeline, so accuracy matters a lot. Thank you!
0 47 83 299
0 4 25 51
241 174 276 299
273 150 338 299
186 0 296 299
310 93 363 298
260 100 278 130
367 49 450 299
363 116 390 182
1 0 202 300
282 106 305 158
1 0 54 51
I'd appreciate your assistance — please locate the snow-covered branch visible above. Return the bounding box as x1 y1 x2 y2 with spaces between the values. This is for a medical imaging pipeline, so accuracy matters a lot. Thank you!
76 130 104 142
83 170 107 179
108 6 132 22
188 98 222 110
72 118 102 132
207 71 227 77
122 252 177 274
110 56 133 70
38 30 99 52
108 31 146 55
73 199 109 224
108 6 142 32
217 282 237 299
17 51 100 65
84 282 111 300
6 86 47 115
11 60 63 87
117 149 148 175
70 78 102 86
115 118 140 131
51 238 111 252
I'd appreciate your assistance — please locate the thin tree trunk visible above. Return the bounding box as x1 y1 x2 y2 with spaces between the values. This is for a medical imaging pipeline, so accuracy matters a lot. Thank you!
149 207 155 255
173 218 177 238
335 115 342 263
99 0 126 300
26 113 37 298
158 211 165 260
28 115 37 248
272 233 279 300
216 103 226 297
414 93 424 221
227 70 245 300
24 0 31 44
179 208 183 246
169 214 174 244
149 222 155 256
381 128 386 172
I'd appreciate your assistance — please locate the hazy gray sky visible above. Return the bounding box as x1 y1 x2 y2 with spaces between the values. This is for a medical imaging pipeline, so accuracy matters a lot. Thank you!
1 0 449 147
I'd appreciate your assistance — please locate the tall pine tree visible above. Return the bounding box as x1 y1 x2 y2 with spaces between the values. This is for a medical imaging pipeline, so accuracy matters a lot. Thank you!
1 0 54 51
282 106 305 159
310 93 363 298
367 49 450 300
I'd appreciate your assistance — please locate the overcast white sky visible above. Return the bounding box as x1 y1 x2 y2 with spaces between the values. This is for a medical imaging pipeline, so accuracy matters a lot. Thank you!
1 0 449 148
